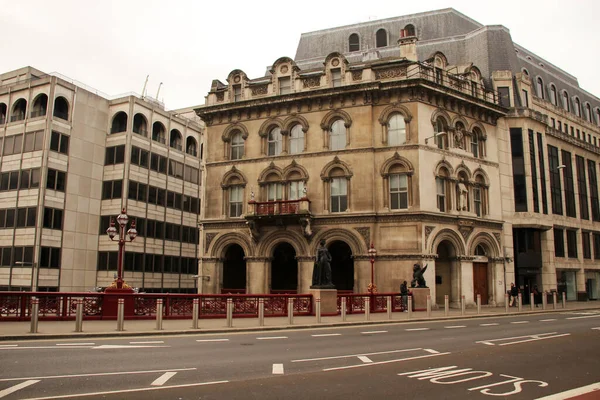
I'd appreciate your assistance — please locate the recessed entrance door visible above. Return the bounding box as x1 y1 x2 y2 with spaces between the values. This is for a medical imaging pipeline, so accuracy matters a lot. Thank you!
271 242 298 293
473 263 488 305
222 244 246 294
328 241 354 291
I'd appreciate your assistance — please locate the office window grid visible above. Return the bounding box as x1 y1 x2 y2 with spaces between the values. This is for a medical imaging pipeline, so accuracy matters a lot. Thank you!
548 146 563 215
528 131 539 213
562 150 576 218
576 156 589 220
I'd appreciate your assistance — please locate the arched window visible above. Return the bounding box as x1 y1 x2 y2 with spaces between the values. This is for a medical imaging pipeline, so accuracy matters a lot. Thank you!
434 116 448 149
152 122 166 144
231 131 244 160
376 29 387 48
229 186 243 217
267 127 283 156
475 244 487 256
53 97 69 120
110 112 128 134
436 167 450 212
170 129 182 151
11 98 27 122
0 103 6 124
550 85 557 106
388 114 406 146
331 174 348 212
322 159 352 213
471 127 485 158
473 174 488 217
31 94 48 118
596 109 600 127
574 98 581 117
330 119 346 150
289 124 305 154
133 113 148 136
349 33 360 52
222 169 246 218
390 169 408 210
536 77 544 99
264 173 284 201
404 24 415 36
562 91 570 112
585 103 592 123
522 68 529 76
186 137 198 157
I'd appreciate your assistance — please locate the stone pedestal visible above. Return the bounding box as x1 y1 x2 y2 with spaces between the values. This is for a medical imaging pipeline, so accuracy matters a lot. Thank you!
102 287 135 318
411 287 431 311
309 289 338 315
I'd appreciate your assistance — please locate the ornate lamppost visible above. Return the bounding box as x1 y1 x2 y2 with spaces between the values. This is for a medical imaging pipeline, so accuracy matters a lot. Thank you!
106 208 137 290
367 243 377 294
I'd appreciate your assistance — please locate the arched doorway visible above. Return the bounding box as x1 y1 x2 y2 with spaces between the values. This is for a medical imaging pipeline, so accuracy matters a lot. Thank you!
222 244 246 293
473 244 490 305
329 241 354 291
436 240 458 305
271 242 298 293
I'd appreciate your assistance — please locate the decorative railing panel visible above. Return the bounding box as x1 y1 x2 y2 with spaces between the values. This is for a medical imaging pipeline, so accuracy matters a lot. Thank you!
337 293 408 314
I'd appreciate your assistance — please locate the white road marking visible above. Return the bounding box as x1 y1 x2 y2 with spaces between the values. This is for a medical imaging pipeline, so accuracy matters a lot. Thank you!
0 344 18 347
498 334 570 346
21 380 229 400
56 343 94 346
150 372 177 386
566 315 600 320
323 352 450 372
424 349 440 354
292 348 422 362
357 356 373 363
0 346 90 350
130 341 164 344
0 380 39 399
592 327 600 330
311 333 341 337
92 344 169 349
479 323 499 326
196 339 229 342
257 336 288 340
540 319 557 322
476 332 570 347
272 364 284 374
0 368 196 382
444 325 466 329
361 330 387 334
510 321 529 324
405 328 429 331
535 381 600 400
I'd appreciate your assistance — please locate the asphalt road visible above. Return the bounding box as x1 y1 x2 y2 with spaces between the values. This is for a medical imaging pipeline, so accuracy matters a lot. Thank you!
1 310 599 399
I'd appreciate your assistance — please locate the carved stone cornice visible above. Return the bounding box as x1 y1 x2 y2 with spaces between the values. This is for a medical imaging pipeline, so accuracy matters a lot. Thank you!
251 85 268 96
296 255 316 262
545 126 600 155
201 257 222 262
199 220 248 229
358 254 437 261
244 256 271 262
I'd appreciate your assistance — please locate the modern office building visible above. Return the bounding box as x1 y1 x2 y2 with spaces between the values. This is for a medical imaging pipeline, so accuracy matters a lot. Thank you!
0 67 203 292
196 8 600 304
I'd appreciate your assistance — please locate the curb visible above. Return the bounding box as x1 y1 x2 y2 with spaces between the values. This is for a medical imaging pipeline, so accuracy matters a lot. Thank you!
2 306 598 341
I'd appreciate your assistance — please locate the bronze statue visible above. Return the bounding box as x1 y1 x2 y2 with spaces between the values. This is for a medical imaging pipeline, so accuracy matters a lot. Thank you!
410 263 428 288
311 240 335 288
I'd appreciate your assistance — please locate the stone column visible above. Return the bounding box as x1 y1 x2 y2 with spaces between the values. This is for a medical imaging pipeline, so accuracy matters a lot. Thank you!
246 257 269 294
460 257 475 306
297 256 315 294
576 267 587 301
540 230 557 292
200 258 218 294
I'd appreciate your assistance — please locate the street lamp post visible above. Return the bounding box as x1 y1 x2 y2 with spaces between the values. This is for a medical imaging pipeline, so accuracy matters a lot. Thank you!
106 208 137 290
368 243 377 294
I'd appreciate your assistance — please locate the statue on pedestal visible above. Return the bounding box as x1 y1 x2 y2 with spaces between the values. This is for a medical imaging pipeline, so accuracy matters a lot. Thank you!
311 239 335 288
410 263 428 288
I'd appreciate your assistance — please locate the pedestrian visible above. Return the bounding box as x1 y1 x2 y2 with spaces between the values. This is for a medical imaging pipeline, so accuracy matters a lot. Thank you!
532 285 540 307
509 283 518 307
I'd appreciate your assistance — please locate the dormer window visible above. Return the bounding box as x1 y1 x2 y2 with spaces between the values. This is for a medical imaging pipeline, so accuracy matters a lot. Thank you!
349 33 360 52
376 29 387 48
279 77 291 95
331 69 342 88
233 85 242 102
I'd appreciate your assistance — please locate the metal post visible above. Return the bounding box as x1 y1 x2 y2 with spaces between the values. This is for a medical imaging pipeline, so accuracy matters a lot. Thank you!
258 298 265 327
316 299 321 323
477 294 481 314
505 293 509 313
30 297 39 334
288 298 294 325
364 296 370 321
562 292 566 309
517 293 522 312
116 298 125 331
461 295 465 316
553 292 557 309
542 292 547 310
75 299 83 333
341 297 347 322
387 296 392 320
444 295 449 317
530 293 535 311
192 298 199 329
156 299 163 330
426 295 431 318
407 296 413 320
226 298 233 328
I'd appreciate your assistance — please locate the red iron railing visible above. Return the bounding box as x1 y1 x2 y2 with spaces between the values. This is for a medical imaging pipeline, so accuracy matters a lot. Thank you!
336 293 409 314
251 199 304 216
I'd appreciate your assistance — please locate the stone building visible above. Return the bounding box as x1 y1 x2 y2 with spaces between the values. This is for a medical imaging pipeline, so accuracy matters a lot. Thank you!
0 67 203 292
196 8 600 305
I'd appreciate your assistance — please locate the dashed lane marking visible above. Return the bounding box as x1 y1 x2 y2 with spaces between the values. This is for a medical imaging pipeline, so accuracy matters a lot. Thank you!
405 328 430 331
540 319 557 322
566 315 600 320
272 364 284 374
0 380 40 399
444 325 466 329
311 333 341 337
592 327 600 330
0 368 197 382
357 356 373 363
130 341 164 344
0 345 18 347
56 343 94 346
361 330 388 334
480 323 499 326
292 348 422 363
150 372 177 386
196 339 229 342
257 336 288 340
322 352 450 372
510 321 529 324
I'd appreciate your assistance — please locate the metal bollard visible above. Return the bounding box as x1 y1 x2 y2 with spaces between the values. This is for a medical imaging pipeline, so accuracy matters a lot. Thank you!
562 292 566 309
192 299 199 329
477 294 481 314
226 298 233 328
461 295 465 316
387 296 392 320
426 295 431 318
341 297 347 322
258 298 265 327
517 293 522 312
530 293 535 311
505 293 509 313
288 298 294 325
30 297 39 334
407 296 413 320
117 298 125 331
553 292 557 310
364 296 371 321
542 292 547 310
156 299 163 330
444 295 449 317
75 298 84 333
316 299 321 323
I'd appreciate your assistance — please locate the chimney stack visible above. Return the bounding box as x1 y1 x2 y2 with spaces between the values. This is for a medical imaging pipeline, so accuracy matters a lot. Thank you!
398 29 418 62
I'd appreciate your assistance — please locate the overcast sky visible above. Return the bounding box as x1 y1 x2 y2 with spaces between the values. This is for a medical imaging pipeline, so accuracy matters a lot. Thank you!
1 0 598 110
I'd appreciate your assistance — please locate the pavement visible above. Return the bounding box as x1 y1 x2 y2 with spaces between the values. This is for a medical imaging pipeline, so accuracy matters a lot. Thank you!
2 300 600 341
